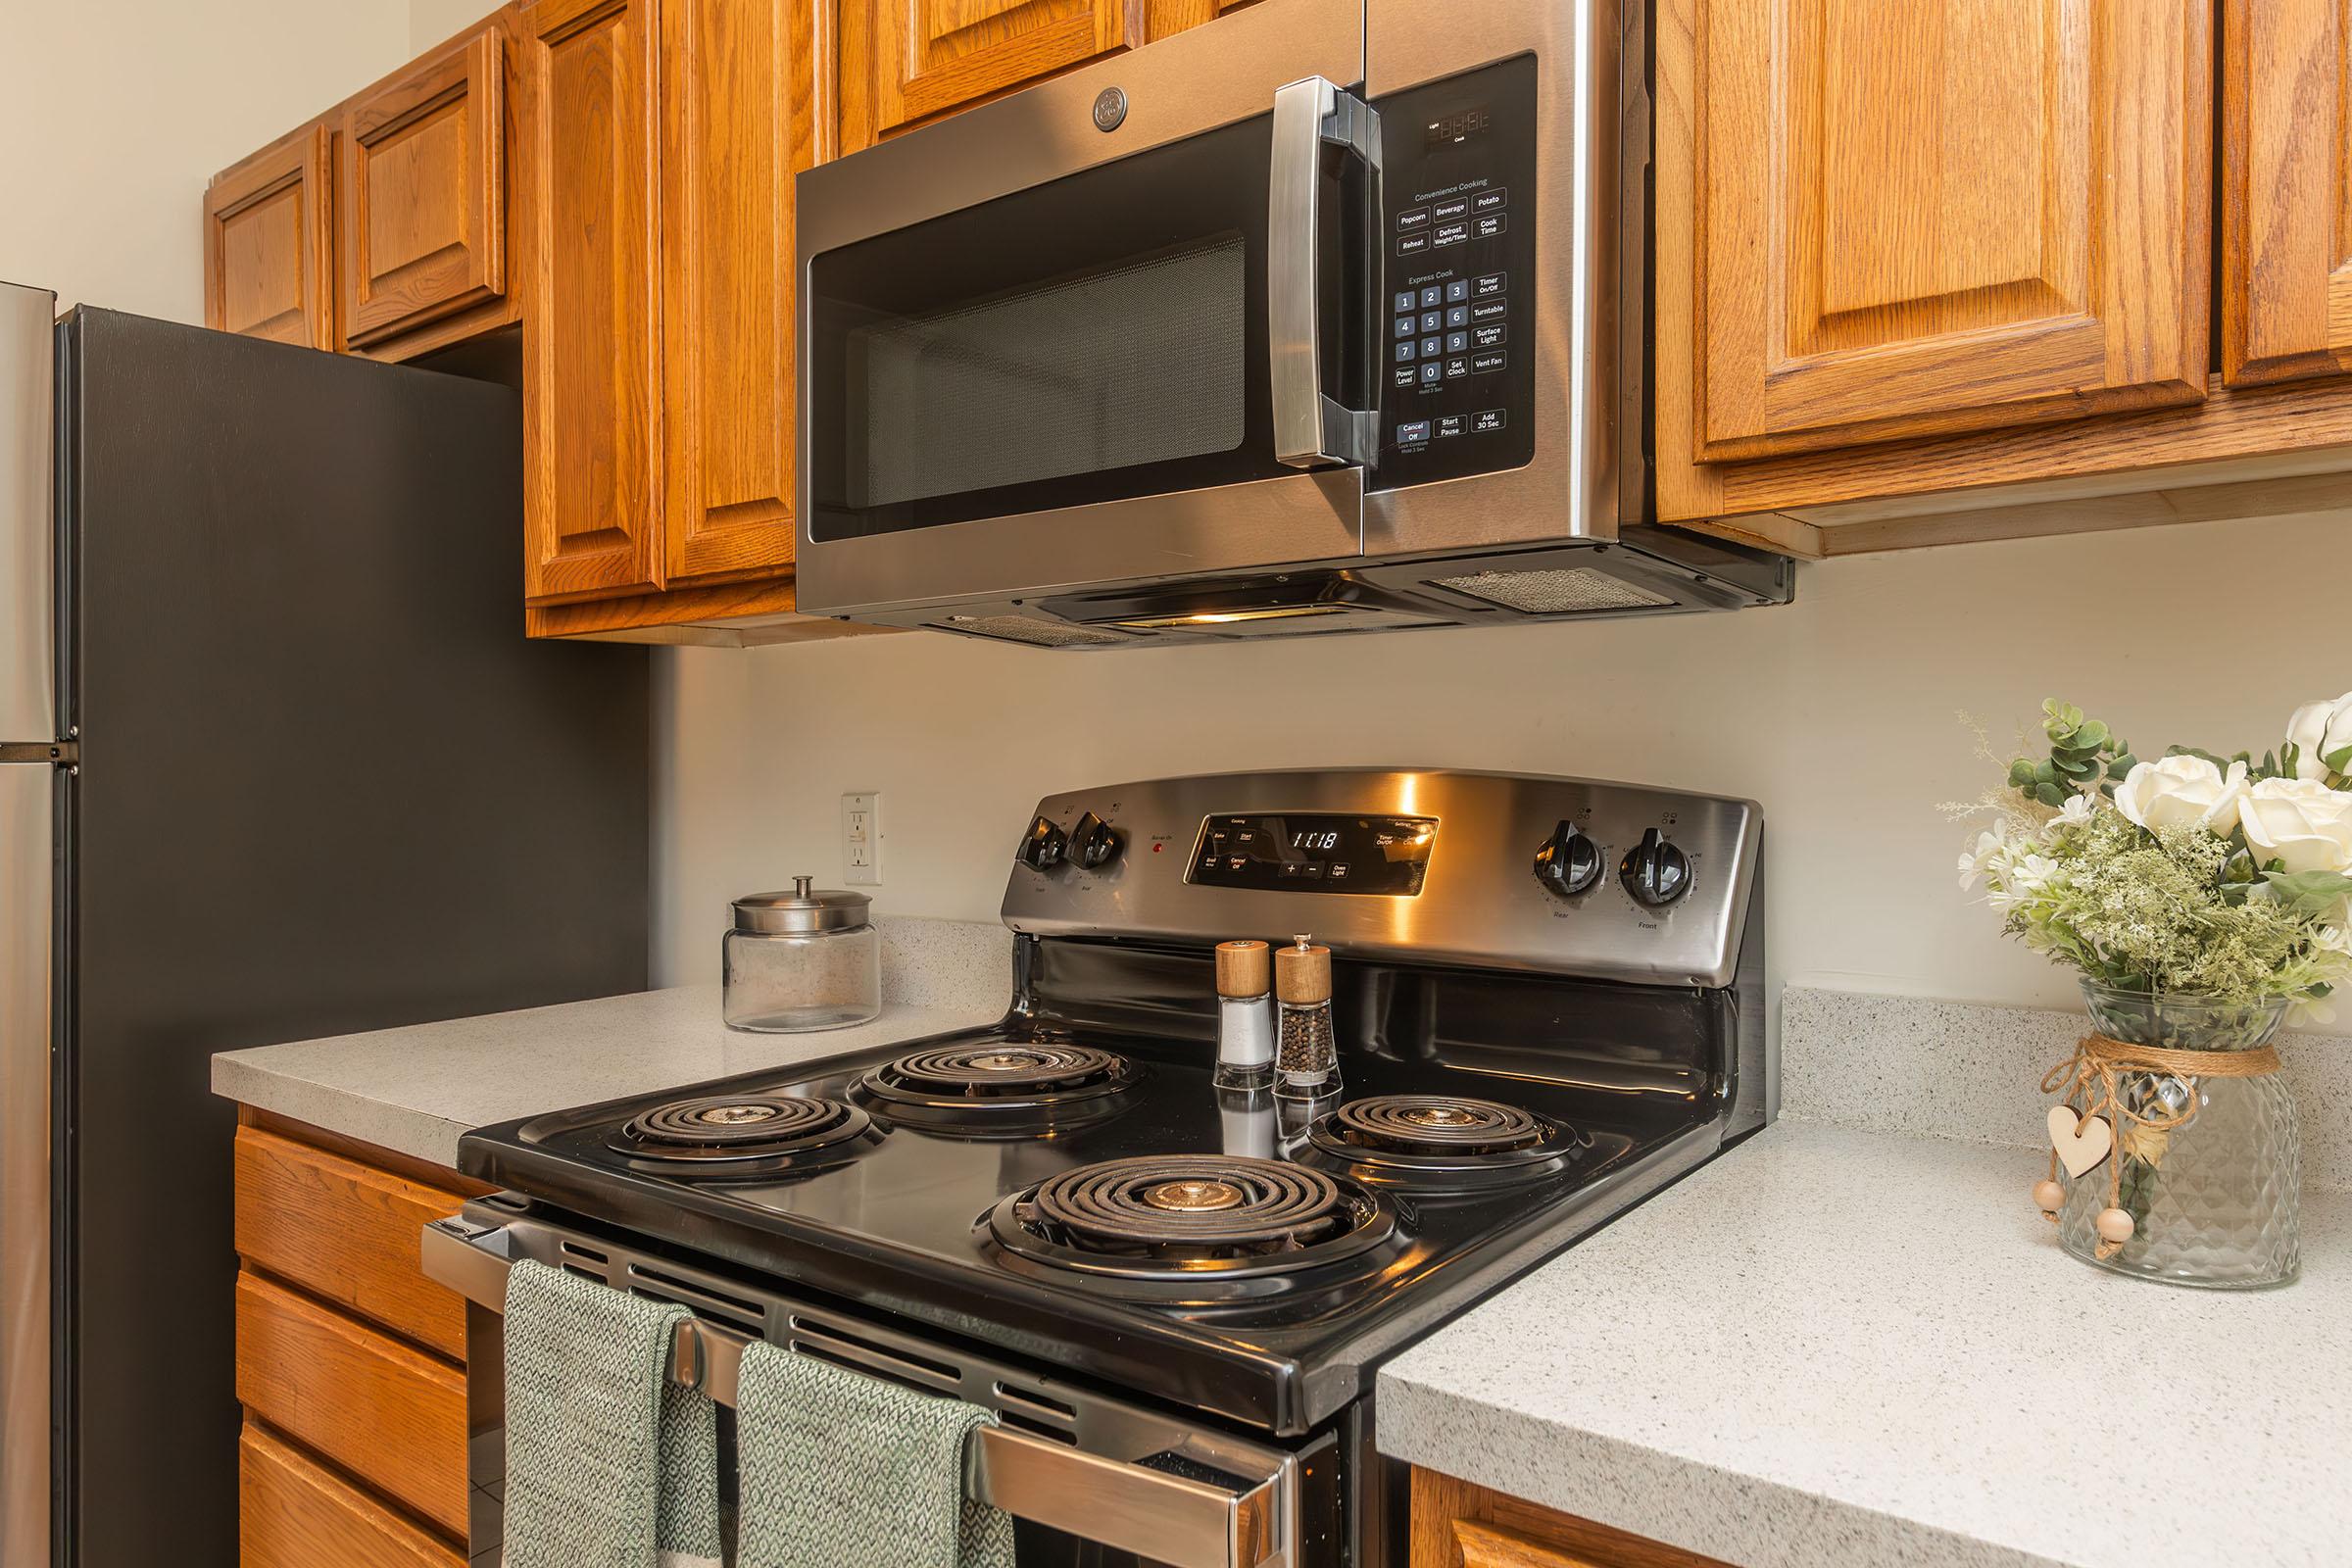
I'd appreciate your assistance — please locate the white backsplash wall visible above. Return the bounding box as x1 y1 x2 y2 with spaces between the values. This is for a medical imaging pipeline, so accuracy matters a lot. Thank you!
652 510 2352 1010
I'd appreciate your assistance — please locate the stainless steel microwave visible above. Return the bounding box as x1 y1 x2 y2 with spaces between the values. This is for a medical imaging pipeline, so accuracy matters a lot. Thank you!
793 0 1791 648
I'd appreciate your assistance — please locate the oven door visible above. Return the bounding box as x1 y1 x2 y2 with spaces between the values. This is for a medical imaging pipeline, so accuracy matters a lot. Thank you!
424 1211 1343 1568
795 0 1377 618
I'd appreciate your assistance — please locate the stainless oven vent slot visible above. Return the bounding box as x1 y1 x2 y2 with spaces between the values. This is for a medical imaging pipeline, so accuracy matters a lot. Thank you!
626 1263 765 1333
992 1383 1079 1434
936 613 1127 648
1429 566 1677 614
786 1317 965 1397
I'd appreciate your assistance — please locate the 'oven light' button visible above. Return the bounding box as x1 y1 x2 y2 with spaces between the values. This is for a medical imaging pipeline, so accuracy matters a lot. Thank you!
1327 862 1351 880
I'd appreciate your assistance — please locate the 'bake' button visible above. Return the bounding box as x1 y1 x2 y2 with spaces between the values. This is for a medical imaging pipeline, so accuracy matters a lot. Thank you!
1433 222 1471 247
1397 233 1430 255
1474 272 1507 297
1432 196 1471 220
1474 187 1507 213
1472 409 1507 433
1472 323 1505 349
1435 416 1466 438
1396 419 1432 444
1475 214 1506 240
1470 350 1507 374
1445 279 1472 303
1469 300 1507 323
1396 206 1431 231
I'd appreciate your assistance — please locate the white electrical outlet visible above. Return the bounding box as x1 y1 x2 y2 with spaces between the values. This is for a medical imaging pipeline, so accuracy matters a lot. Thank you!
842 792 881 885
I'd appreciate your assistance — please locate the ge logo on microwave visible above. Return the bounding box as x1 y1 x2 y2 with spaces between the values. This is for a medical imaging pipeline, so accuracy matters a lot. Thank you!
1092 87 1128 133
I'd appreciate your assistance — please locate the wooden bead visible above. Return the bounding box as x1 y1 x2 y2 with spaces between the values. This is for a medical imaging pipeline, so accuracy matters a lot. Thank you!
2033 1179 2065 1214
2095 1206 2135 1245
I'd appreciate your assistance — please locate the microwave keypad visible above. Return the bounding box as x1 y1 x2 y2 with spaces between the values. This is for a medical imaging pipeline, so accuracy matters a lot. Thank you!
1370 56 1539 492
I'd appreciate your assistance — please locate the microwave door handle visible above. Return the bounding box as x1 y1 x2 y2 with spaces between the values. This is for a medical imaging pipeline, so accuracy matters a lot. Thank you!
1269 76 1378 470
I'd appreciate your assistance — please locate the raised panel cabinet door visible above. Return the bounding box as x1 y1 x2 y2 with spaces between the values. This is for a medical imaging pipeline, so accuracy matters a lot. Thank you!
520 0 662 604
1683 0 2210 460
205 125 336 350
2223 0 2352 385
842 0 1136 150
1144 0 1259 41
658 0 813 585
338 27 508 350
239 1423 462 1568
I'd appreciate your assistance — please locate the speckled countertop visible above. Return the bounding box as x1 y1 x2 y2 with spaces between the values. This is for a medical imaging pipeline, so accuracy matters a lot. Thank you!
1378 1119 2352 1568
210 916 1012 1166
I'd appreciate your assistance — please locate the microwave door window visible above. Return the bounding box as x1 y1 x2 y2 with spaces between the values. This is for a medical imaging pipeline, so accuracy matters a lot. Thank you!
810 113 1325 541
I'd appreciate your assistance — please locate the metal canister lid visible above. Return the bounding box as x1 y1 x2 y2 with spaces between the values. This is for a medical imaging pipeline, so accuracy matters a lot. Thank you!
732 875 872 934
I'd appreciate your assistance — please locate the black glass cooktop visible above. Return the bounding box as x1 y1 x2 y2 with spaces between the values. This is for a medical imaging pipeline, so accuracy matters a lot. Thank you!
461 1002 1723 1436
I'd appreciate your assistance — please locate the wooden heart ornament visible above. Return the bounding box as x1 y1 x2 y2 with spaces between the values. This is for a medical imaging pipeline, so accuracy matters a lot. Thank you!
2047 1105 2114 1179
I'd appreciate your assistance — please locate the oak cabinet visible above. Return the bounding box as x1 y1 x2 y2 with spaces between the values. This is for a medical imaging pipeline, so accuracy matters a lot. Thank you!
518 0 664 605
2222 0 2352 386
840 0 1137 153
240 1423 461 1568
338 27 510 352
205 126 336 351
1411 1468 1735 1568
1677 0 2209 464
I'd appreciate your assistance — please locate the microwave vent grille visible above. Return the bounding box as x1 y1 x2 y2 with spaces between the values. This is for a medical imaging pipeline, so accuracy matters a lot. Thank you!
939 613 1126 648
1430 567 1678 615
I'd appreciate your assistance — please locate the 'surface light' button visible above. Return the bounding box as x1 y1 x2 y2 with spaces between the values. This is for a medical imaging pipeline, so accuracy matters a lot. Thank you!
1472 323 1505 349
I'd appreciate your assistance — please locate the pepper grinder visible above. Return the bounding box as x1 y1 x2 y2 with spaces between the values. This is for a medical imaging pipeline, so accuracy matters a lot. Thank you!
1274 935 1340 1102
1213 940 1275 1090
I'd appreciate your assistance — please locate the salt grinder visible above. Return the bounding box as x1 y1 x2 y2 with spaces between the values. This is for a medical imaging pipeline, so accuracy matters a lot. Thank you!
1213 940 1275 1090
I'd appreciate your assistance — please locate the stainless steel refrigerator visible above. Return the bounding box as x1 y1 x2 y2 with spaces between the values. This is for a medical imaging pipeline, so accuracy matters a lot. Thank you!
0 282 652 1567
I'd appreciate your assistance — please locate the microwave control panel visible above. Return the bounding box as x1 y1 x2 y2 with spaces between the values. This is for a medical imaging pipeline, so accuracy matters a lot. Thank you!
1370 54 1540 491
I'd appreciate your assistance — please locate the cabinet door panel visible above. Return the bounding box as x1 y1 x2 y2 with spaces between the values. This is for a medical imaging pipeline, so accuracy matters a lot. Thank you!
239 1423 461 1568
846 0 1134 149
2223 0 2352 385
521 0 662 603
1690 0 2209 460
659 0 812 585
339 28 507 349
205 126 335 350
1144 0 1258 40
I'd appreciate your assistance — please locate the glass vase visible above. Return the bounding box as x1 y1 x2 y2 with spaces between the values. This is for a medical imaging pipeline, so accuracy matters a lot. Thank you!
2057 981 2300 1289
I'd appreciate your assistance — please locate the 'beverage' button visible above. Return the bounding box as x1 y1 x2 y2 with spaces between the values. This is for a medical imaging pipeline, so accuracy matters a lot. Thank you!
1432 196 1471 221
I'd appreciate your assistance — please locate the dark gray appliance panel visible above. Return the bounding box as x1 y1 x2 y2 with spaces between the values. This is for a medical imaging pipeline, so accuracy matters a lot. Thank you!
60 310 649 1568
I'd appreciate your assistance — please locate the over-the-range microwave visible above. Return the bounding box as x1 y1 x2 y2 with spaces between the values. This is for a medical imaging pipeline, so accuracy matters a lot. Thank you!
792 0 1792 648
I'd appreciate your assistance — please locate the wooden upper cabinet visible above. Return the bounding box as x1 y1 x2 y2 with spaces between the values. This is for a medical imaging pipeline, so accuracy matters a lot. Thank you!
1678 0 2211 462
205 126 335 350
337 28 508 351
2223 0 2352 386
658 0 813 586
842 0 1137 151
1143 0 1258 40
519 0 662 604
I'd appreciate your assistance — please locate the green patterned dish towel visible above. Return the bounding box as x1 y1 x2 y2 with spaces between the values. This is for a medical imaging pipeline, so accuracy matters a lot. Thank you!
502 1259 724 1568
734 1339 1016 1568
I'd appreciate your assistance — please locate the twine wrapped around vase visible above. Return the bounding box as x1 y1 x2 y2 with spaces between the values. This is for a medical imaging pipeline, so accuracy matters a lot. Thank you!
2036 1034 2283 1258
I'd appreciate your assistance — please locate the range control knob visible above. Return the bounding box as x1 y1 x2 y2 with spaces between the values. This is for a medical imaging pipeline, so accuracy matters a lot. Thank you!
1619 827 1693 908
1532 820 1602 899
1070 811 1121 869
1017 815 1068 871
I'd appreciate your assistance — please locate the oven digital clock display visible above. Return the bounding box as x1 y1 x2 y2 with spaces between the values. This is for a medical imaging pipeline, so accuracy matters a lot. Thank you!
1186 814 1437 897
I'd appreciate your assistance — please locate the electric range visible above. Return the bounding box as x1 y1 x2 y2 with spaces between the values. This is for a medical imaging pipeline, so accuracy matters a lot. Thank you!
434 769 1767 1567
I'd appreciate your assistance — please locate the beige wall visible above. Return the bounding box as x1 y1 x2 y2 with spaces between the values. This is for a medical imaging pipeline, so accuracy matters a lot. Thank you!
410 0 489 53
0 0 412 320
652 511 2352 1011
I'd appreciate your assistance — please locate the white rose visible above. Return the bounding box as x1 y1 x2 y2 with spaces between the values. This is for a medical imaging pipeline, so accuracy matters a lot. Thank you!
2238 776 2352 875
2111 756 2249 835
2286 691 2352 779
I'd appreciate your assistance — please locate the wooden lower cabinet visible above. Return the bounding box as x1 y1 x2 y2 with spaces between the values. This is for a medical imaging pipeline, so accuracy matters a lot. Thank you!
1411 1468 1736 1568
231 1111 488 1566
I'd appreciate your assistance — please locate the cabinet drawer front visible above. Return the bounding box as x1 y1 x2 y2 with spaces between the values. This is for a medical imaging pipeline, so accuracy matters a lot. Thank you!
233 1126 469 1359
2222 0 2352 386
235 1273 468 1537
240 1421 462 1568
206 125 336 350
1683 0 2210 459
340 27 508 349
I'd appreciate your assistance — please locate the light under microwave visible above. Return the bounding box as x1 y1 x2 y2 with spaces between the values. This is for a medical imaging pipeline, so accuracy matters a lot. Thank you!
792 0 1792 649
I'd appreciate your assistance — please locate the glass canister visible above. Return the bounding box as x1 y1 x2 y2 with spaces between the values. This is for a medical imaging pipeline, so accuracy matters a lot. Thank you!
722 877 881 1032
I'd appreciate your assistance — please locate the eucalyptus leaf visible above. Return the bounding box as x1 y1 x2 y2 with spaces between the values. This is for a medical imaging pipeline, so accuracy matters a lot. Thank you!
2034 782 2068 808
2073 720 2110 749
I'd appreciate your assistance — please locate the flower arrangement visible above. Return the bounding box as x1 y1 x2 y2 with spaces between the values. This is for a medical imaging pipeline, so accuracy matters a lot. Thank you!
1958 695 2352 1022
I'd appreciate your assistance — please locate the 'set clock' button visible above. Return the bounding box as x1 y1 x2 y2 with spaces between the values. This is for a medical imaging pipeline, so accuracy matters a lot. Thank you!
1445 357 1470 378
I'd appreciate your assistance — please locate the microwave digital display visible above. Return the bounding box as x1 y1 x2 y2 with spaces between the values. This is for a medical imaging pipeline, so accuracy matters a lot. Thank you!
1186 814 1437 897
1424 106 1493 151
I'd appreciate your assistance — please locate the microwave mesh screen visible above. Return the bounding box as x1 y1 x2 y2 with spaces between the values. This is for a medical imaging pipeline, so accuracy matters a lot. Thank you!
938 613 1128 649
849 234 1247 509
1429 568 1679 614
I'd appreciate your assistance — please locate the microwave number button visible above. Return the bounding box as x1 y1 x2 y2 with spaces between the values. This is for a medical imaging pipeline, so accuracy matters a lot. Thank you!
1395 338 1418 363
1445 331 1471 355
1418 363 1443 385
1419 310 1444 333
1446 306 1471 328
1446 279 1471 304
1418 286 1445 309
1419 335 1445 360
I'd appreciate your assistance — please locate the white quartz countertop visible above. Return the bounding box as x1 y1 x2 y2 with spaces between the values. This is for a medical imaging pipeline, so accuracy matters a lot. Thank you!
211 986 1004 1168
1377 1119 2352 1568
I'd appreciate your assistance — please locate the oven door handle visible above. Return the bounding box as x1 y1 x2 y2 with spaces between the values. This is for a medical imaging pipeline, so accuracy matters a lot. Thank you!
1269 75 1379 471
421 1217 1294 1568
